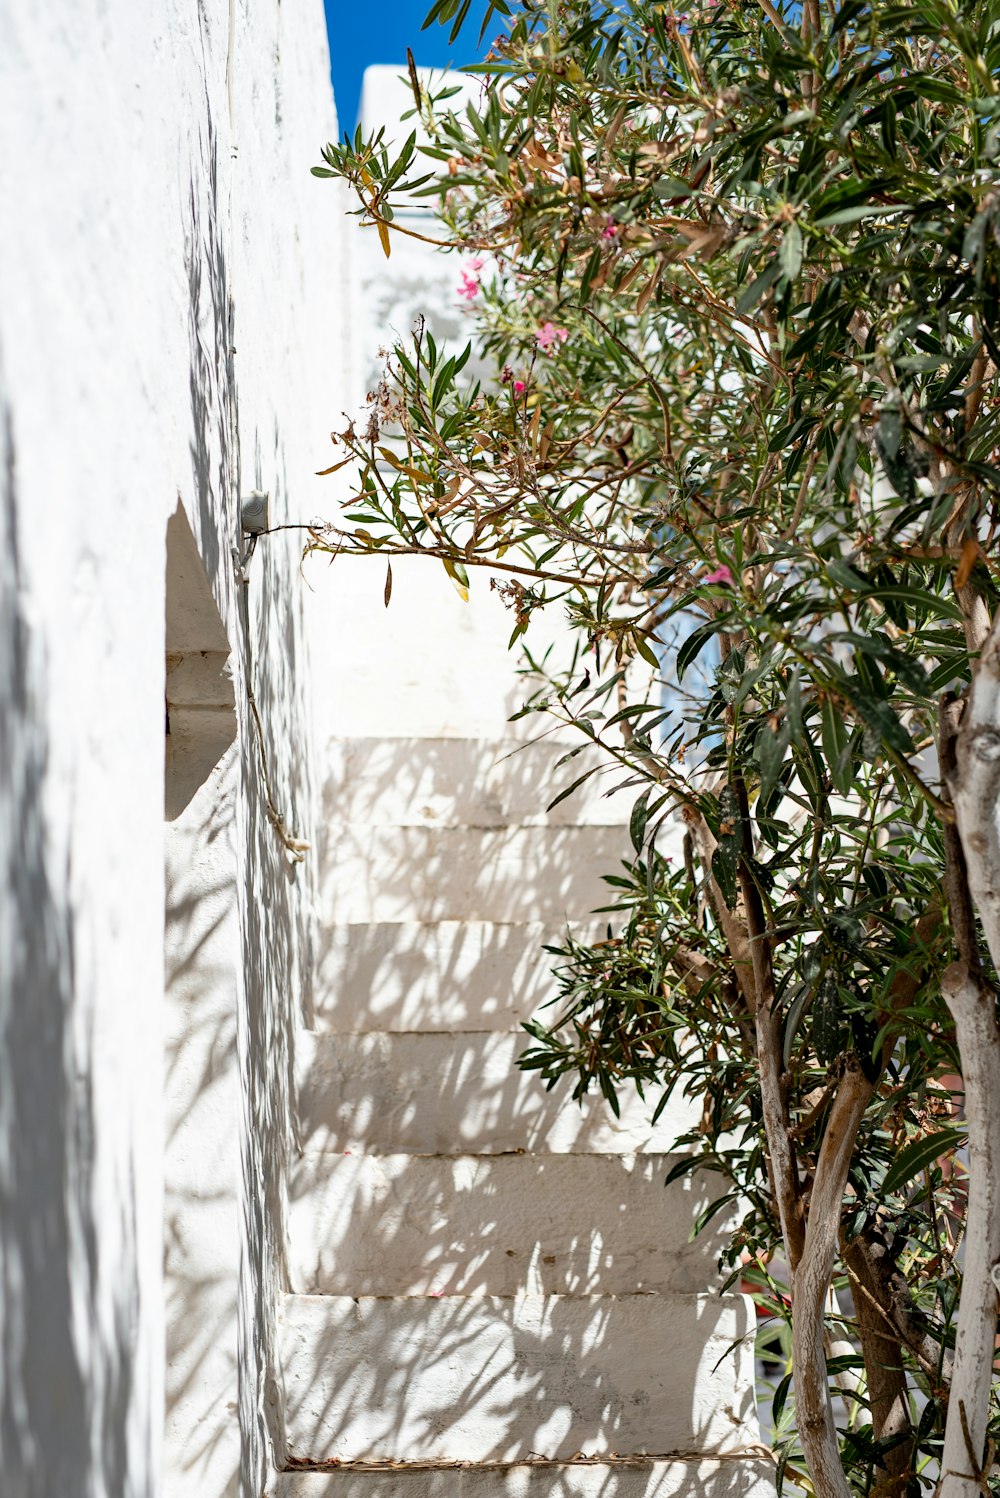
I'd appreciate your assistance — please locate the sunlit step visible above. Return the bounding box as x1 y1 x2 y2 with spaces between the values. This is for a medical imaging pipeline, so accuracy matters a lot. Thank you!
313 920 608 1034
321 737 639 828
271 1457 776 1498
287 1153 734 1298
307 554 581 742
295 1031 697 1155
318 826 636 924
280 1292 759 1465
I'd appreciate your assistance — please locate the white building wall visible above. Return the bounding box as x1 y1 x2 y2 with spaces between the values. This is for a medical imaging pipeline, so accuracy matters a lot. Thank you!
0 23 766 1498
0 4 344 1495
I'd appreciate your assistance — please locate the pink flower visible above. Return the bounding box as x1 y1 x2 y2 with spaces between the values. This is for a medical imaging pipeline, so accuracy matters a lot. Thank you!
536 321 569 354
601 217 618 240
513 380 526 395
703 564 734 586
457 257 485 301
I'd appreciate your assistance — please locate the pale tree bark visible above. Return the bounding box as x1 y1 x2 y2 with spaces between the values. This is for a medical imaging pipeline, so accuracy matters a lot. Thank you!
792 1061 874 1498
941 608 1000 1498
788 906 943 1498
938 964 1000 1498
951 611 1000 971
689 799 914 1498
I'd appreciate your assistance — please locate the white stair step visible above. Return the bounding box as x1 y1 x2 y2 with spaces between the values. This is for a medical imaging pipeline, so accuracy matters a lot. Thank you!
279 1291 759 1464
314 920 609 1033
322 737 638 828
270 1457 776 1498
318 826 634 924
295 1032 697 1154
305 554 582 742
287 1153 734 1297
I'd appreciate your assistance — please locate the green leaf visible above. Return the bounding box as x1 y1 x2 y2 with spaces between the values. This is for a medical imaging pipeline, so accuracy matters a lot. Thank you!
882 1127 966 1196
845 633 926 693
676 621 716 680
842 682 915 756
711 785 742 911
814 203 912 227
756 722 788 802
580 244 603 303
772 1371 793 1429
442 556 470 601
785 669 803 742
712 846 738 911
821 697 853 796
878 407 902 462
779 221 803 281
812 974 848 1065
633 631 660 670
827 557 871 594
546 768 597 814
783 981 815 1068
630 790 651 855
736 257 782 315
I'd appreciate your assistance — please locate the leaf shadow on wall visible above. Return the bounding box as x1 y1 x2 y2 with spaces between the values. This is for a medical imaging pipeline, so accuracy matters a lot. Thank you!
0 388 137 1498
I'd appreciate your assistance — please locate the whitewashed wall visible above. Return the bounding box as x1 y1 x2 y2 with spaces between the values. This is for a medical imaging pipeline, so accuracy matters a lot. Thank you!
0 4 344 1496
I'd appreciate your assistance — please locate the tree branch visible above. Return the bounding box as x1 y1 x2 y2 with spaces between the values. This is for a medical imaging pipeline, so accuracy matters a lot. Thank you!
938 962 1000 1498
950 607 1000 974
793 1060 874 1498
940 606 1000 1498
940 695 982 975
844 1227 954 1387
841 1232 913 1498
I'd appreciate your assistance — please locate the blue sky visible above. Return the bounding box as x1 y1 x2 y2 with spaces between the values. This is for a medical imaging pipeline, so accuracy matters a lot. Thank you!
324 2 490 137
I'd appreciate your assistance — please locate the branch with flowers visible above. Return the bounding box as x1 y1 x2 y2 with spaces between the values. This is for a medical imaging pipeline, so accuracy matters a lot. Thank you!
312 3 1000 1495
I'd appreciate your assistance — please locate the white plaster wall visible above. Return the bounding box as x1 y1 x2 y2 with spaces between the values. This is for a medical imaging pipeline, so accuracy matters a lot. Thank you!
165 748 241 1498
0 4 344 1495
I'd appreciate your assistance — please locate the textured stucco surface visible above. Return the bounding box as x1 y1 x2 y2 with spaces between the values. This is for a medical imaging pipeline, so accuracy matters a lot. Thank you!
0 4 342 1495
279 1292 759 1463
269 1460 778 1498
165 748 241 1498
288 1153 737 1298
296 1030 699 1155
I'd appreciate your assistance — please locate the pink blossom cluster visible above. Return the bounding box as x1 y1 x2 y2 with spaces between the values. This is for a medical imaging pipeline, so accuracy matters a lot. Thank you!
536 321 569 355
457 256 485 301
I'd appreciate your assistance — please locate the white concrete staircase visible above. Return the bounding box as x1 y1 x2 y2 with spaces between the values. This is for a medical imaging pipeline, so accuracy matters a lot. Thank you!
271 722 773 1498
